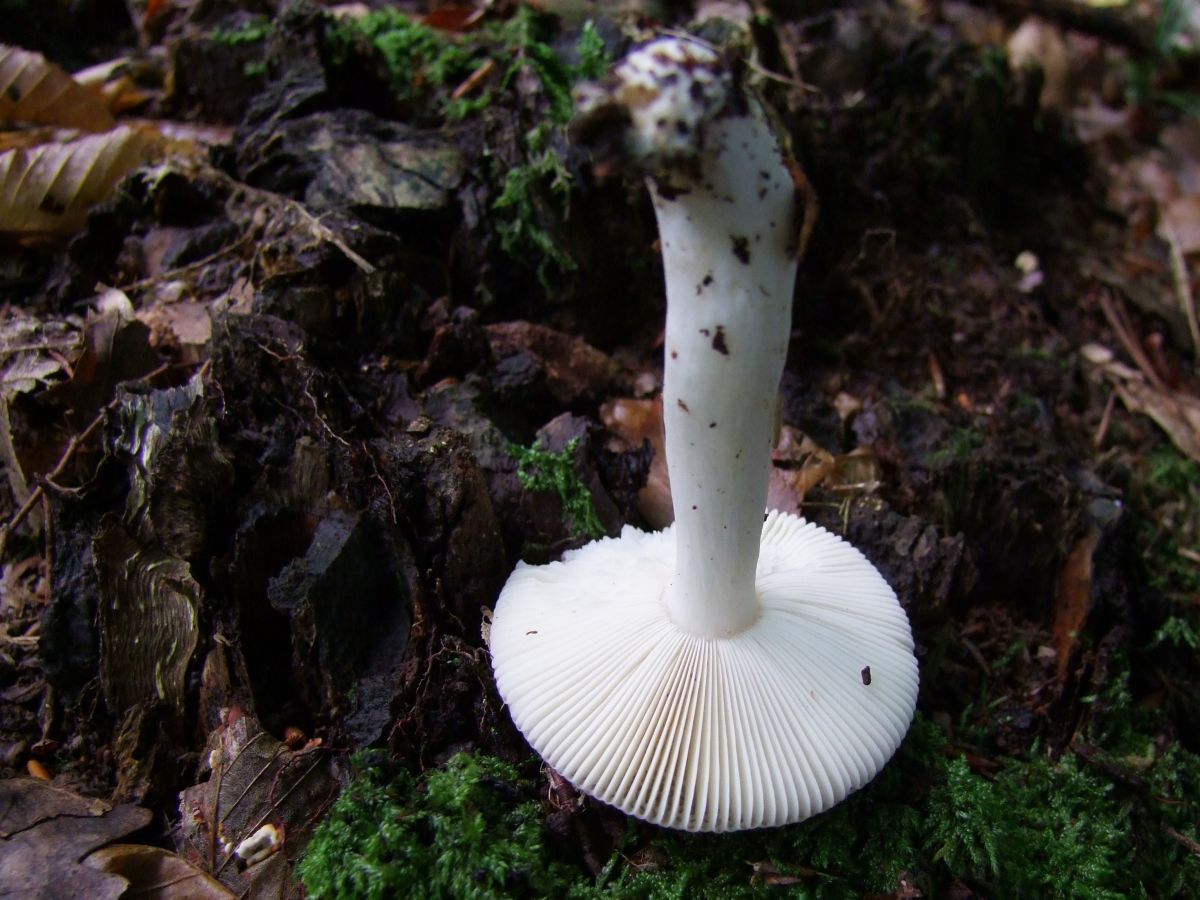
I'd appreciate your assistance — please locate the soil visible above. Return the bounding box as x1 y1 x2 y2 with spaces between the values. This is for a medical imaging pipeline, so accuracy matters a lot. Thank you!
1 0 1198 897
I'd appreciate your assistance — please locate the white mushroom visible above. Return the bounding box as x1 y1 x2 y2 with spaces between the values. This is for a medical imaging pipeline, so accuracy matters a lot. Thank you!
489 36 918 833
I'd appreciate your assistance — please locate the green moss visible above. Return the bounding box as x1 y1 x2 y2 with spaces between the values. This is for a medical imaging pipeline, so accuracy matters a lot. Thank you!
299 715 1200 898
210 18 273 46
510 437 605 540
325 9 480 118
299 753 573 900
929 754 1130 898
1125 0 1200 115
1130 447 1200 606
930 427 984 463
487 11 611 290
325 8 608 126
493 121 577 286
327 9 611 288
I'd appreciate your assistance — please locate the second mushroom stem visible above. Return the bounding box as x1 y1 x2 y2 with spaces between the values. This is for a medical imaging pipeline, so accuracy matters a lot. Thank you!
656 110 800 639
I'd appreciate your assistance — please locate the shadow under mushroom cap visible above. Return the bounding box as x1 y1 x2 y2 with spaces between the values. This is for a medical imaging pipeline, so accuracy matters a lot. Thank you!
489 509 919 833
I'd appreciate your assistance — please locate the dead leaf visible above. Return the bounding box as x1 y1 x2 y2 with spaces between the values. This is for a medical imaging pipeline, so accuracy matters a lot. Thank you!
0 555 46 618
1053 525 1100 679
769 426 837 514
176 710 343 896
486 321 621 406
0 44 115 131
71 57 154 117
137 300 213 364
768 428 884 515
600 396 672 527
84 844 236 899
0 777 151 900
0 125 150 234
0 354 67 397
0 314 79 394
424 6 485 31
0 312 80 509
42 300 159 421
1082 343 1200 462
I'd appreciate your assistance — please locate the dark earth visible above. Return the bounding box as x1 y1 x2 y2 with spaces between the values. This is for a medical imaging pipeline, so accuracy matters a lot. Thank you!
1 0 1199 897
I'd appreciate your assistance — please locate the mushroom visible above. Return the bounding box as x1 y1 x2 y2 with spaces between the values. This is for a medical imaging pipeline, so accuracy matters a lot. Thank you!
488 36 918 832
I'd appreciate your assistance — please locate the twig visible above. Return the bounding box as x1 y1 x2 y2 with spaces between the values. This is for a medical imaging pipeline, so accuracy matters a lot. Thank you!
1097 288 1170 393
1164 825 1200 858
204 165 376 275
1164 226 1200 364
452 58 497 100
286 201 376 275
365 442 398 525
303 373 351 448
1093 390 1116 449
0 361 170 559
41 490 52 607
119 230 255 293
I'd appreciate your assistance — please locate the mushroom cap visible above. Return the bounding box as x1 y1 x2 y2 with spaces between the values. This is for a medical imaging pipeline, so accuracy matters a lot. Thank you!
489 510 919 832
573 36 732 174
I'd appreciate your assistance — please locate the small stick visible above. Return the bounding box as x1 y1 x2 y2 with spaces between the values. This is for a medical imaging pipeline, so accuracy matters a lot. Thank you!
1097 289 1170 393
1164 824 1200 858
1093 391 1116 449
451 58 496 100
119 230 254 293
1164 226 1200 364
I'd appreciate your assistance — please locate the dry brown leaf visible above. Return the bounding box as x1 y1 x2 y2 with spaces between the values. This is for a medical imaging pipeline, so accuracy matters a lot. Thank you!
0 777 152 900
769 426 836 514
177 709 342 896
1053 525 1100 679
0 45 115 131
138 300 213 364
600 396 672 527
1082 343 1200 462
0 125 150 234
72 57 154 117
84 844 236 899
485 321 621 405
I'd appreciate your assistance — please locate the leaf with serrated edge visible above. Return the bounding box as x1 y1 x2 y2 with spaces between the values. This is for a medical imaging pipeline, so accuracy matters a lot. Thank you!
0 44 114 131
0 125 148 234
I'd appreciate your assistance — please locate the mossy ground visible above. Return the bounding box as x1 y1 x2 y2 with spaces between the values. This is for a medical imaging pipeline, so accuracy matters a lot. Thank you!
300 715 1200 898
324 7 609 289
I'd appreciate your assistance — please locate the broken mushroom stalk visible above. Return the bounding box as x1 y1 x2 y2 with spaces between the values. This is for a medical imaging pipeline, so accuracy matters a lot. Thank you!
489 36 918 832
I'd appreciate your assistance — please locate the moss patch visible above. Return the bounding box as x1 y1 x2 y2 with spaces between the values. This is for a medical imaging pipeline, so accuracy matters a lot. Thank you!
299 753 574 899
300 716 1200 898
510 437 604 540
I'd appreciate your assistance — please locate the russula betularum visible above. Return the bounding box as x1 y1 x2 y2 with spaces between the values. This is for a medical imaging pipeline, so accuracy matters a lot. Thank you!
488 36 919 832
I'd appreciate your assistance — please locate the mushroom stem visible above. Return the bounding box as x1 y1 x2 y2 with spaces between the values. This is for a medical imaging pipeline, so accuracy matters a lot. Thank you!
489 38 918 832
656 109 799 638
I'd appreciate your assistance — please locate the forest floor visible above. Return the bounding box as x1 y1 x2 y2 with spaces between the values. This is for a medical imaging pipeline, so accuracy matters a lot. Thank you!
1 0 1200 897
